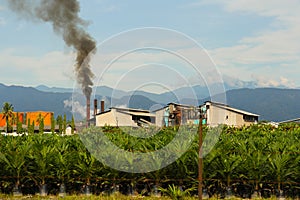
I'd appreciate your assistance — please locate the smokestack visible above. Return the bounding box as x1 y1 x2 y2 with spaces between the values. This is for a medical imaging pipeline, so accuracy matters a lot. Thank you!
86 97 90 126
94 99 98 117
101 100 105 113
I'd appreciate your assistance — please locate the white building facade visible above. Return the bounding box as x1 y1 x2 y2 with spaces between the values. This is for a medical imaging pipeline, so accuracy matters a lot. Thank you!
96 107 155 127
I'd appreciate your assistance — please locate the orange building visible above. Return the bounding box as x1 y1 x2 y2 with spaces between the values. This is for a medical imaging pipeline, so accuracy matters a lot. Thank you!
0 112 24 127
0 114 5 127
25 111 54 126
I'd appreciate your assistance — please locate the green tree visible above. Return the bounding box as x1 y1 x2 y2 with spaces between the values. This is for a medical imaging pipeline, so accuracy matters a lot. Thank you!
51 115 55 134
1 102 14 133
53 136 71 188
267 143 298 193
16 112 23 134
37 113 44 134
63 114 67 135
71 115 75 134
0 137 31 193
73 150 96 191
28 135 55 195
31 120 35 134
56 115 63 134
17 121 23 134
241 139 269 194
27 119 31 134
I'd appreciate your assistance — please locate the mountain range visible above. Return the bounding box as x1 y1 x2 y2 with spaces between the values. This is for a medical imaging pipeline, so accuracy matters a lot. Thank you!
0 83 299 122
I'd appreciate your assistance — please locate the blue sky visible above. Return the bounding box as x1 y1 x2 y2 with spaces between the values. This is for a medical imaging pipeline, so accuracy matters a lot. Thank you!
0 0 299 92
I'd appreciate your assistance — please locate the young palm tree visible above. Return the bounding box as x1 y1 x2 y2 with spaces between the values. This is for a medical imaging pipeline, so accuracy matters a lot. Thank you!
159 184 196 200
73 149 97 195
243 139 269 197
0 136 31 195
28 135 55 196
267 144 298 197
1 102 14 133
53 135 71 196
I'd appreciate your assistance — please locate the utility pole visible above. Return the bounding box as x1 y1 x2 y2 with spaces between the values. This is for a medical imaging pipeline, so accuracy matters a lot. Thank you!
198 108 203 200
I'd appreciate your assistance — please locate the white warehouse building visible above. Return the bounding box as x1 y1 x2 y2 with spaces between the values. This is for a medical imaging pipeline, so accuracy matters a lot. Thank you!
95 107 155 127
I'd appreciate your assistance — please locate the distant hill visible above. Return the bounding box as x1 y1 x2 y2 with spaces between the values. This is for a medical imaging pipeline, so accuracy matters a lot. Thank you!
0 83 73 119
224 88 300 122
2 83 300 122
118 95 159 110
0 84 159 120
198 87 300 122
35 85 73 93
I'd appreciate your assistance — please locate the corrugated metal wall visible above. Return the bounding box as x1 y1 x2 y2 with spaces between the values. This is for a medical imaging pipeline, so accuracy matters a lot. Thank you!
0 112 24 127
25 111 53 126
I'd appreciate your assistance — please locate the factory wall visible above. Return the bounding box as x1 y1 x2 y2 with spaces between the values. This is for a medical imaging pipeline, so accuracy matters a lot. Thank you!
0 112 24 127
25 111 53 126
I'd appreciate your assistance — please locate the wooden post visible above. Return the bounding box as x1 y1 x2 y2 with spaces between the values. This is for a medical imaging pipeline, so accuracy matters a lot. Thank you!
198 113 203 200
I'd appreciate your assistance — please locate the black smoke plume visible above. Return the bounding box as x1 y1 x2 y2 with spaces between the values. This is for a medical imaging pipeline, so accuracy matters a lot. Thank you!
7 0 96 98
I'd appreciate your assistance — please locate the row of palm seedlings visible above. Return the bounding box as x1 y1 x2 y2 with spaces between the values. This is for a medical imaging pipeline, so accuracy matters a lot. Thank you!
0 124 299 198
204 123 300 198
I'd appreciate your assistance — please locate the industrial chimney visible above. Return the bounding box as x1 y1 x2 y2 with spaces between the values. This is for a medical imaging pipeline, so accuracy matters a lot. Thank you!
86 97 90 127
101 100 105 113
94 99 98 117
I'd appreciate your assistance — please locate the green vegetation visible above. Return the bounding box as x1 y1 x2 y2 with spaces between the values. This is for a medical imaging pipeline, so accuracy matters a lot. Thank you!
63 114 67 135
56 115 63 134
1 102 14 133
37 113 44 134
0 124 299 199
31 120 35 134
159 184 196 200
16 112 23 134
27 119 31 134
71 115 75 135
51 115 55 134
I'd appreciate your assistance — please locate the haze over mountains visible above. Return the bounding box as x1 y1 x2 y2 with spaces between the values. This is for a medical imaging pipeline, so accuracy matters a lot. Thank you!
0 83 299 122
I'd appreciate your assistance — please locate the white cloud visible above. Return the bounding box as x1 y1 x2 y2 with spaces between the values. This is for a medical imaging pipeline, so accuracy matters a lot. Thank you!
0 48 75 87
91 48 217 93
201 0 300 87
200 0 300 19
252 75 296 88
90 32 221 93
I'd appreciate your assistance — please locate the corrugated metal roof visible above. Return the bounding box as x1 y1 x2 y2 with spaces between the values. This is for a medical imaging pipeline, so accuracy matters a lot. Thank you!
212 103 259 116
96 107 155 117
118 110 155 117
153 103 196 112
111 107 150 113
279 118 300 124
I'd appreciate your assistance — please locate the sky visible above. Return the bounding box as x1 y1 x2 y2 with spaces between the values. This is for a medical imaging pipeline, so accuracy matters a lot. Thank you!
0 0 300 93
